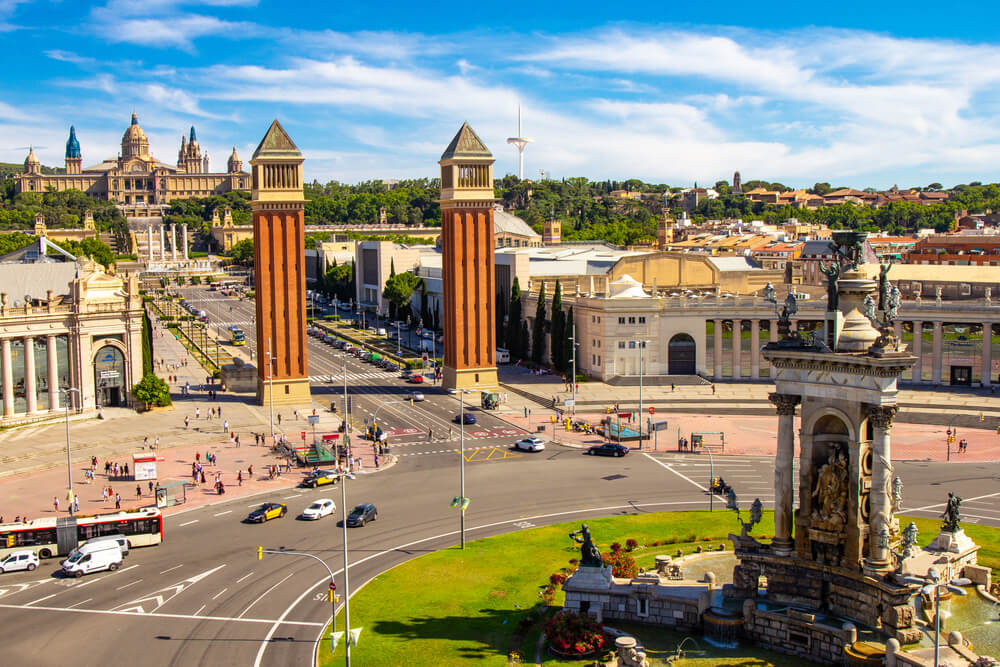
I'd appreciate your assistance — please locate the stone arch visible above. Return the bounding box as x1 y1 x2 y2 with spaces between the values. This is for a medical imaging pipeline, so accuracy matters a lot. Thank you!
667 333 697 375
92 341 129 408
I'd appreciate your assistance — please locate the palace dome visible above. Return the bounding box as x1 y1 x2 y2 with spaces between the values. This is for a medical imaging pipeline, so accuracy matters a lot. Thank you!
121 112 150 159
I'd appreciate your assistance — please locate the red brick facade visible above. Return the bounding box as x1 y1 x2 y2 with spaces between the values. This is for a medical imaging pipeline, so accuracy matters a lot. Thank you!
442 206 496 372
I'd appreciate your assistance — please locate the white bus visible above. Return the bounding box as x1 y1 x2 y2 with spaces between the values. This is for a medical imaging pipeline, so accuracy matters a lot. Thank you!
0 507 163 559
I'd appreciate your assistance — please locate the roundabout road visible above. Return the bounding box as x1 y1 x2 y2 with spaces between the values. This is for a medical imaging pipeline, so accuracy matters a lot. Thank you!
1 441 995 666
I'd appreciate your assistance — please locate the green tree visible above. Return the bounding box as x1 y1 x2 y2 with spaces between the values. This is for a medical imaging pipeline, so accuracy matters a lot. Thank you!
387 259 397 320
141 311 154 376
228 238 254 265
131 373 172 408
550 280 564 371
382 272 422 318
810 182 832 195
520 321 530 363
495 290 507 350
506 278 523 358
532 282 546 365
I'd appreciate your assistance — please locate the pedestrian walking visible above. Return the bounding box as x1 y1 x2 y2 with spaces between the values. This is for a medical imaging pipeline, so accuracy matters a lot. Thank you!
255 433 260 446
143 436 149 449
235 434 240 447
115 494 121 510
200 470 206 484
375 454 380 469
154 437 159 450
136 485 142 501
73 496 79 513
148 480 154 495
185 416 190 429
223 419 229 433
196 407 201 419
52 496 59 513
277 413 281 426
237 470 243 486
248 464 253 479
196 452 201 463
711 384 716 395
102 487 108 503
294 409 299 420
217 406 222 418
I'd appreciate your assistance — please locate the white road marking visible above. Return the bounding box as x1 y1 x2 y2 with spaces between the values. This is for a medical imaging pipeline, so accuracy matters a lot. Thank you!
214 510 232 517
194 604 206 616
0 603 324 626
66 598 92 609
75 564 140 589
116 579 143 590
283 494 302 500
159 565 184 575
238 572 295 618
642 453 705 491
236 572 254 584
112 564 225 614
179 520 199 527
902 491 1000 514
25 593 58 606
212 588 228 600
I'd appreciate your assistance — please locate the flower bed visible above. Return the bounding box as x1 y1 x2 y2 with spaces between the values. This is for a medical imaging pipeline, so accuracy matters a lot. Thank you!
544 610 606 657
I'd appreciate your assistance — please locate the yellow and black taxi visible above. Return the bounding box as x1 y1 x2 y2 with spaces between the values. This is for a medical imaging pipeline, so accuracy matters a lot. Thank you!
247 502 287 523
302 469 339 488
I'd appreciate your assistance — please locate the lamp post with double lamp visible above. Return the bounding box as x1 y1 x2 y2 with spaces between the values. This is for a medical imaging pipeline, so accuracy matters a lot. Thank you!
903 567 971 667
457 388 473 548
637 339 646 447
60 387 81 515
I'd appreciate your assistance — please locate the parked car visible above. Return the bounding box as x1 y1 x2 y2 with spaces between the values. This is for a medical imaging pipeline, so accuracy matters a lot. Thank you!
409 391 425 402
514 437 546 452
346 503 378 527
454 412 477 425
248 502 287 522
301 499 336 520
302 470 338 488
0 550 38 573
587 443 629 457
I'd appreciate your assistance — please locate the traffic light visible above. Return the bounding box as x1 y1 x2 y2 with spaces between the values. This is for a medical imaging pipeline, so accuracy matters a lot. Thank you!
980 412 985 422
257 546 263 561
328 582 336 602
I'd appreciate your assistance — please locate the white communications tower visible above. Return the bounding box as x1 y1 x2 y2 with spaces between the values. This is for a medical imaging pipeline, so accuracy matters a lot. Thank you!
506 106 533 180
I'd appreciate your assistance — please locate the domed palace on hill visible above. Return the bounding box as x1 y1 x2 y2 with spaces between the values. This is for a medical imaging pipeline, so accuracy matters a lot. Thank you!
16 113 249 216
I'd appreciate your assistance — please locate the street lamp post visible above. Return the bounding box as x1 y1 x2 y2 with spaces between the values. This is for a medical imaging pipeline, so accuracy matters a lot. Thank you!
395 321 401 356
267 337 276 444
903 568 971 667
458 388 472 548
60 387 81 515
638 339 645 447
569 321 577 417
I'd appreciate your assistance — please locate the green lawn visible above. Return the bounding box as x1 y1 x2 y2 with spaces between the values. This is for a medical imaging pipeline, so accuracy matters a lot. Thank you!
317 512 997 666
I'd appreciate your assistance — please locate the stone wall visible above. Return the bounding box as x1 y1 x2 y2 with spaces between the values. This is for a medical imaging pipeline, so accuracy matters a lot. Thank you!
744 605 852 665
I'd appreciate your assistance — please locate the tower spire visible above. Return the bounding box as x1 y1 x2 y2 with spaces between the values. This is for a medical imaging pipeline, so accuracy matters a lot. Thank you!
506 104 534 180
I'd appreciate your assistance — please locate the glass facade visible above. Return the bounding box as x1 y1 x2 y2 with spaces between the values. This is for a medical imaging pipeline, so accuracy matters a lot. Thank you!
10 339 25 414
34 337 49 411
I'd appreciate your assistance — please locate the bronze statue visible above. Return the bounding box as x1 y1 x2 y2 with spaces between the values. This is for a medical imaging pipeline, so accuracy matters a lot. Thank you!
820 260 840 311
941 493 963 533
812 450 848 529
569 524 603 567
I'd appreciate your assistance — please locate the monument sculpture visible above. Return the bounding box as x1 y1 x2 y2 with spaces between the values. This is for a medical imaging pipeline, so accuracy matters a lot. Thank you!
941 493 963 533
569 524 603 567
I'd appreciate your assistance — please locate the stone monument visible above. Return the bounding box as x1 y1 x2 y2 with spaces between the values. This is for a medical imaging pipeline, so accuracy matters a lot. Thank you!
727 239 931 659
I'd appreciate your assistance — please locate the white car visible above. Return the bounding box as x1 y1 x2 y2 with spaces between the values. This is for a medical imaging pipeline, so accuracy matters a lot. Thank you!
301 499 336 520
514 437 546 452
409 391 425 401
0 550 39 573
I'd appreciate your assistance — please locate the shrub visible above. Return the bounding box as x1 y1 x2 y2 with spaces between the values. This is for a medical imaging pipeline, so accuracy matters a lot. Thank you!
190 275 202 285
603 549 638 578
625 539 638 552
568 558 578 566
544 611 606 656
131 373 172 408
540 585 555 605
550 572 567 586
610 542 622 553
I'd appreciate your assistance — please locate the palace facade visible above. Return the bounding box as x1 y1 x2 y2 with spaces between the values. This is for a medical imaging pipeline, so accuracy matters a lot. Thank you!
15 114 249 216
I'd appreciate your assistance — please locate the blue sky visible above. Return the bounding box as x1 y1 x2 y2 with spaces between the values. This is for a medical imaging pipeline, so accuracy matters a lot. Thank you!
3 0 1000 188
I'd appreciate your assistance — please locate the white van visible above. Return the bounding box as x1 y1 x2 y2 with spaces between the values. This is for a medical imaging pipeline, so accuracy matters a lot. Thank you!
69 534 130 559
496 348 511 364
62 541 123 578
376 328 387 337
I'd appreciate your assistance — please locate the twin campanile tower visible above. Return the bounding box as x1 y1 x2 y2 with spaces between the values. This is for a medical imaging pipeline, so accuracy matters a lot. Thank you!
249 120 498 406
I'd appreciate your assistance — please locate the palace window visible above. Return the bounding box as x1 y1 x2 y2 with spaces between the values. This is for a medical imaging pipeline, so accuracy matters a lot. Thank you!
628 317 636 324
638 317 646 324
618 317 626 324
618 341 625 349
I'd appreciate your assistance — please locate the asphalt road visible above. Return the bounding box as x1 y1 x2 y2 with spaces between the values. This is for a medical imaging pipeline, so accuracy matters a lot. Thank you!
0 287 995 666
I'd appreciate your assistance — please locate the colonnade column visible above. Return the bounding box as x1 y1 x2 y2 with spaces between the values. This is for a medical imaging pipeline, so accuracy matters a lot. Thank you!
732 319 742 379
1 339 13 417
769 392 800 555
982 323 993 388
769 319 778 379
171 225 178 262
182 223 189 260
866 405 897 572
47 335 58 412
912 321 923 383
713 319 723 380
147 226 154 261
750 319 760 379
931 321 943 384
24 337 36 414
160 226 166 261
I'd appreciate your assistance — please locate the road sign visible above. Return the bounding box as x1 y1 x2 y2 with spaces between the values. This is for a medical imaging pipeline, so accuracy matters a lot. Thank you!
653 420 670 432
99 370 120 379
617 413 632 419
322 434 340 441
564 398 575 407
308 415 320 425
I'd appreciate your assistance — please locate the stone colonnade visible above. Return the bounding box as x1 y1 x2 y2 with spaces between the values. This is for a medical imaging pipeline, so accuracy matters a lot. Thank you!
712 318 996 387
1 334 68 417
145 224 190 263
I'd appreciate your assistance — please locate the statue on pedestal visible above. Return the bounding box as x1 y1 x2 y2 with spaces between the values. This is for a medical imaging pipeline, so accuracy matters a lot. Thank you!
892 476 903 513
941 493 962 533
569 524 603 567
820 260 841 311
811 450 848 530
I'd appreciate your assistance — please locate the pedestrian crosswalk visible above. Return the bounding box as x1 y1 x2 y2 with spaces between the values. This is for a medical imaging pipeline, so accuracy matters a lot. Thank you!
309 373 394 384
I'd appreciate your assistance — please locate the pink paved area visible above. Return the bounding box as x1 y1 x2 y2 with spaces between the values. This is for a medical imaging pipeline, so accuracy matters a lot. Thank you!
500 411 1000 462
0 432 389 525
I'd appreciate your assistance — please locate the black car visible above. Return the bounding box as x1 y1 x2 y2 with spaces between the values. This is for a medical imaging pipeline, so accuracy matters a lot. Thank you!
346 503 378 527
454 412 477 425
247 502 287 522
587 443 629 457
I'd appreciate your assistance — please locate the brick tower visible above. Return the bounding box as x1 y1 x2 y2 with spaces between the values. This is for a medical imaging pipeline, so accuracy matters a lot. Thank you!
250 120 311 406
439 122 498 391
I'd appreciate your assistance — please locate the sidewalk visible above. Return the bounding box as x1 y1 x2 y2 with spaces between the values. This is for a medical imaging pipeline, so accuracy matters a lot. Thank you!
0 312 389 522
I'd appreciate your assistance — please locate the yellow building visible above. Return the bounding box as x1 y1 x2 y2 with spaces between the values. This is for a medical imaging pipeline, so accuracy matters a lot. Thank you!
16 114 249 216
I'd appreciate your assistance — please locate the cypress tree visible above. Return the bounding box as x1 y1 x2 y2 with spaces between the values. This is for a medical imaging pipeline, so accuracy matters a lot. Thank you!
387 259 397 321
550 280 563 370
507 278 522 358
141 311 154 376
520 320 530 361
495 291 506 348
532 282 546 364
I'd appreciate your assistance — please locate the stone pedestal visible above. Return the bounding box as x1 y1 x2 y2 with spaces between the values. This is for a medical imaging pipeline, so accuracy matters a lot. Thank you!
928 529 977 555
221 359 257 393
563 564 613 591
615 636 649 667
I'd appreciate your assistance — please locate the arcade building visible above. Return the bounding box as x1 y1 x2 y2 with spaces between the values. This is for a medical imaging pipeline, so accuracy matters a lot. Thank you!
15 114 249 216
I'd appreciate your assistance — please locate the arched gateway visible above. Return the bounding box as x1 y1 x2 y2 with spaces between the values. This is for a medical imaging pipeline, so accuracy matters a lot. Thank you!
668 333 696 374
